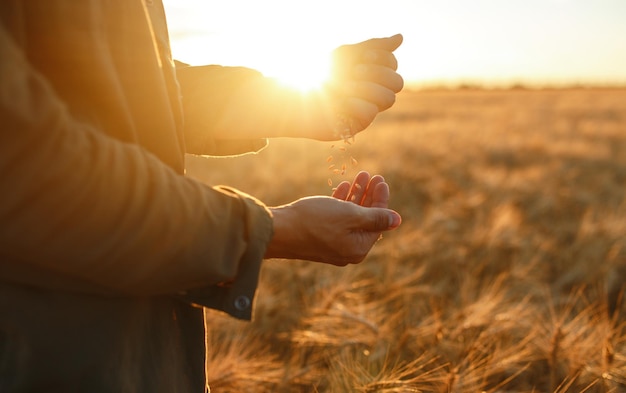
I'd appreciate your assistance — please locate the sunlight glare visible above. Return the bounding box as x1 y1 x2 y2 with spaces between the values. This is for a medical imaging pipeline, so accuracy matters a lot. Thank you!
265 55 332 93
162 1 349 92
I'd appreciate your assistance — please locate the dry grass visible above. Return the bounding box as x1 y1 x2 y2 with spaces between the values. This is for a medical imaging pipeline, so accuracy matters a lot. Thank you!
187 87 626 392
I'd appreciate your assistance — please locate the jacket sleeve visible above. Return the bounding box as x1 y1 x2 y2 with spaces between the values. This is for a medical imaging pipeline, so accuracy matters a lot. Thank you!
176 64 269 156
0 25 272 320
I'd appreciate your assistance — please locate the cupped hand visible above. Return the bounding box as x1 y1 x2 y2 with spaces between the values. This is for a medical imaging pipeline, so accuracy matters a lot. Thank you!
326 34 404 137
331 171 389 208
265 172 401 266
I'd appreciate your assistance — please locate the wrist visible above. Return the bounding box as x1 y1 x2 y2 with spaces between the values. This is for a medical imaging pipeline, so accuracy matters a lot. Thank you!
264 206 292 259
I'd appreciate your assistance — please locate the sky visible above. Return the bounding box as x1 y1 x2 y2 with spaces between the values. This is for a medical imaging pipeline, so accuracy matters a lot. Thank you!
162 0 626 88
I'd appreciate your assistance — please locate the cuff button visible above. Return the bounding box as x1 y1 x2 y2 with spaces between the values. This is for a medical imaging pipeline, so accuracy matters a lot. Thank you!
234 295 251 311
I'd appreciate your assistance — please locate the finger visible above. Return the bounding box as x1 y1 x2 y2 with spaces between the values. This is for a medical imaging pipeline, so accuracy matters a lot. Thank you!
332 181 351 200
343 97 378 133
342 80 396 113
347 171 371 204
359 207 402 232
335 79 396 108
355 64 404 93
358 34 403 53
370 182 391 209
362 49 399 70
332 34 402 76
362 176 387 207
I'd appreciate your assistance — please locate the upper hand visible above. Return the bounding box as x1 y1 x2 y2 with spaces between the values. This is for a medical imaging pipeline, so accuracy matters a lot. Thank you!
325 34 404 138
203 35 402 142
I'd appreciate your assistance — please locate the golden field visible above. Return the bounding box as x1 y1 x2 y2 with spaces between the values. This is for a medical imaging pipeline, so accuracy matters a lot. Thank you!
187 87 626 392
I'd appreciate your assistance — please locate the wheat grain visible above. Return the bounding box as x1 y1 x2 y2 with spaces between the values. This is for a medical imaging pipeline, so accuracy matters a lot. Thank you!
326 114 358 188
333 113 354 142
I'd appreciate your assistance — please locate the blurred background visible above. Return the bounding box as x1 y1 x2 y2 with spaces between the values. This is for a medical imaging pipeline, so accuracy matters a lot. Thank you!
162 2 626 391
163 0 626 88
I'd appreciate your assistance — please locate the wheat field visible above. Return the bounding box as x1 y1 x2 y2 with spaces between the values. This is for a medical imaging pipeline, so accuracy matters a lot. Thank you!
186 87 626 392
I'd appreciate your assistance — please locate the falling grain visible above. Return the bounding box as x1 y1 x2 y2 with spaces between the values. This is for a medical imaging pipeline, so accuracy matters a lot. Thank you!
326 114 357 187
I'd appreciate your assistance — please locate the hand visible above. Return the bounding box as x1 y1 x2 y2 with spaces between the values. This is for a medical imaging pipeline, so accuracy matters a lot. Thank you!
265 172 401 266
326 34 404 138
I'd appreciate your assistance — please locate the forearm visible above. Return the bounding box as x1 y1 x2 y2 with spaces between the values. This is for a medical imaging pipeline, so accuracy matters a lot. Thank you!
177 64 334 144
209 77 333 140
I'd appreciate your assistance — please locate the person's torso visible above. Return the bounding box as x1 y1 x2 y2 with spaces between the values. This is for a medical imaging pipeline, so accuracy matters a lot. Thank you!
0 282 206 392
0 2 206 392
0 0 186 171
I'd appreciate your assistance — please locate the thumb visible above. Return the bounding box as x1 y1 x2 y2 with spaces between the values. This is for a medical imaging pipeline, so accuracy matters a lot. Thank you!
360 33 403 52
362 208 402 232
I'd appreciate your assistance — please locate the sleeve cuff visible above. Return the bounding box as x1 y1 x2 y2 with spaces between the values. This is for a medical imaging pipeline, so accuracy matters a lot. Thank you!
177 186 273 320
193 137 268 157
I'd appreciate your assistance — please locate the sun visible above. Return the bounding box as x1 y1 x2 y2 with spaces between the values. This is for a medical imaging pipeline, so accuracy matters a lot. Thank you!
263 56 333 93
273 67 330 93
161 1 343 92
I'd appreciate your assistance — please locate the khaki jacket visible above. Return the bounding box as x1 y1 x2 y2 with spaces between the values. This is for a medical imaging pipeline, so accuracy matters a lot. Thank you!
0 1 273 391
